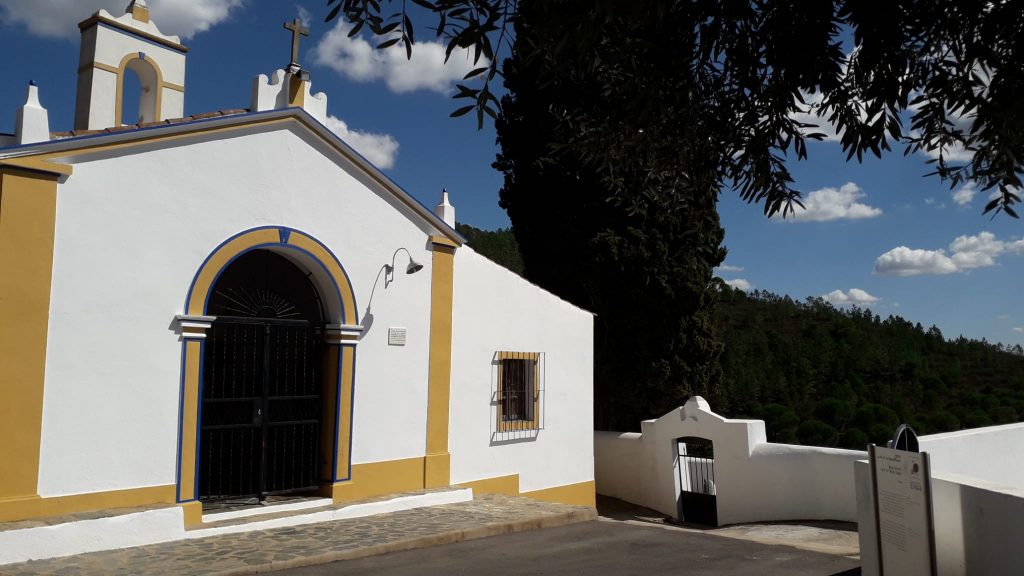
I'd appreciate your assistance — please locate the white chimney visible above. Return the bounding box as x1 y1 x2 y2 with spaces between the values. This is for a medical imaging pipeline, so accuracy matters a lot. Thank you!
434 188 455 228
16 82 50 145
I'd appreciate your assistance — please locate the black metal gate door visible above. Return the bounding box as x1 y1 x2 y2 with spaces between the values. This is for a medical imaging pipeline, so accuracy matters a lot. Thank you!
676 437 718 526
199 318 322 501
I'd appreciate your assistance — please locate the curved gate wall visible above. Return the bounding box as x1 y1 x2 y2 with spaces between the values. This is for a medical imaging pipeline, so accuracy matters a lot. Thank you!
595 396 865 524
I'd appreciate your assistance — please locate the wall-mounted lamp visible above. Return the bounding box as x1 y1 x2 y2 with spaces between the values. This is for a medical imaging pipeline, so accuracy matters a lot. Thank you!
384 247 423 287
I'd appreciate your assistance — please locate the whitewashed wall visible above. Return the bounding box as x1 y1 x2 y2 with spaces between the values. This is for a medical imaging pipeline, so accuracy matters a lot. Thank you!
449 247 594 493
38 125 437 496
855 460 1024 576
595 397 865 524
919 423 1024 489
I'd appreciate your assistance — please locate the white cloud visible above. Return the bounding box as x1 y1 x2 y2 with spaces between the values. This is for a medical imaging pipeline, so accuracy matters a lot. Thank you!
716 264 744 272
779 182 882 222
997 315 1011 321
952 182 978 206
313 20 485 94
323 115 399 169
1014 327 1024 334
724 278 753 291
875 231 1024 276
824 288 880 305
0 0 245 39
874 247 958 276
948 231 1004 269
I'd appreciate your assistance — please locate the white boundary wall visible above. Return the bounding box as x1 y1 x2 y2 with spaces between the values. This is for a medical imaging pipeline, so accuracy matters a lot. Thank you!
855 422 1024 576
855 462 1024 576
918 422 1024 488
595 397 865 524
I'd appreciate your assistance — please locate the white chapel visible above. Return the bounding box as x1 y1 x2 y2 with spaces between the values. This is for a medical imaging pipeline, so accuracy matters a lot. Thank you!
0 1 594 557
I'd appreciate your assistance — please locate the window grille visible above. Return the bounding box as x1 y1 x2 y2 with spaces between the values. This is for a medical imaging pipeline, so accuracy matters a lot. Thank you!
493 351 544 438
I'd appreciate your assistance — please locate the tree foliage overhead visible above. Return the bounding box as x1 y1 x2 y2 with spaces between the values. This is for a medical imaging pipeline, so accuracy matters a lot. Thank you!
328 0 1024 217
325 1 1024 429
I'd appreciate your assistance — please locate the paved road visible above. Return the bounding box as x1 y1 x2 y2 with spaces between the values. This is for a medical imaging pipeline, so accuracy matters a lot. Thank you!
276 520 861 576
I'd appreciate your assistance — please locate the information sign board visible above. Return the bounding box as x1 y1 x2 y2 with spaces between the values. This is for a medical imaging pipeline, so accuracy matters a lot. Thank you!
870 444 936 575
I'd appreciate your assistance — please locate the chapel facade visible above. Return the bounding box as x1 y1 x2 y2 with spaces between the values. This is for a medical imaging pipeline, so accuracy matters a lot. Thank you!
0 0 594 536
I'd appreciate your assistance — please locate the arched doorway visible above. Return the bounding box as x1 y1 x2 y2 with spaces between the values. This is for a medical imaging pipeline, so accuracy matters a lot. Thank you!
676 436 718 526
199 249 325 503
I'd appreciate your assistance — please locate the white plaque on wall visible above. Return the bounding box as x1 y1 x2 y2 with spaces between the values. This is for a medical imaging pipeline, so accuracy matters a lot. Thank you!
388 327 407 346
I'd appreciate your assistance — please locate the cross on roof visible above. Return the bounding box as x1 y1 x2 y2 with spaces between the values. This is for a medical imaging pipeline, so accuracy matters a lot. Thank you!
284 18 309 69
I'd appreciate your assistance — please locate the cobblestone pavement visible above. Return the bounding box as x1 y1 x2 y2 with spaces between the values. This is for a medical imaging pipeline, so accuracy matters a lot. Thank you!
0 495 596 576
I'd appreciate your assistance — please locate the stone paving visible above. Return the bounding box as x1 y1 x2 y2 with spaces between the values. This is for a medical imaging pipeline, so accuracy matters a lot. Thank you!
0 494 596 576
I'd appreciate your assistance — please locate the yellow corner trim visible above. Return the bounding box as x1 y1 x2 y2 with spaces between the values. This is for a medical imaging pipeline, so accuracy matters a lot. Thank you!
0 158 73 177
424 240 456 487
522 480 596 507
0 170 59 502
430 234 459 248
180 500 202 526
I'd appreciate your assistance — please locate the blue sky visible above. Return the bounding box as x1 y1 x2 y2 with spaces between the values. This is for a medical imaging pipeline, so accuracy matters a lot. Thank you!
1 1 1021 347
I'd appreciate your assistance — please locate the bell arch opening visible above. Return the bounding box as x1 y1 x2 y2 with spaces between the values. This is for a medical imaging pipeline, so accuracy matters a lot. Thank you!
121 57 160 125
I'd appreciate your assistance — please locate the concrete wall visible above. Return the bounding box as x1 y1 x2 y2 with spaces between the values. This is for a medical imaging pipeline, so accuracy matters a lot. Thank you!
855 460 1024 576
919 423 1024 489
449 248 594 493
594 397 865 524
39 126 439 496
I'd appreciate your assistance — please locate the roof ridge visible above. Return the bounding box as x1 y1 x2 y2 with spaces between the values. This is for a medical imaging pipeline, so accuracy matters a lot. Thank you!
50 109 250 139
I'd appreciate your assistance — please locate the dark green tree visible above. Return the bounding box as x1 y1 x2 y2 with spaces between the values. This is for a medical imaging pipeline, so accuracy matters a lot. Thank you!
491 1 726 428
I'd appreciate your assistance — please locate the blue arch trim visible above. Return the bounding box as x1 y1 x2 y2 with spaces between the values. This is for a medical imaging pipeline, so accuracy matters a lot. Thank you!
183 225 358 324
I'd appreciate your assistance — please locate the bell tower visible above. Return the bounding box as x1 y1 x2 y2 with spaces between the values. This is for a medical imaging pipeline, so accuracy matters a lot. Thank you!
74 0 187 130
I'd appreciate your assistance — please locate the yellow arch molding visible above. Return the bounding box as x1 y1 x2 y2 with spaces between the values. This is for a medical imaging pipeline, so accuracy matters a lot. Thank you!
177 226 359 524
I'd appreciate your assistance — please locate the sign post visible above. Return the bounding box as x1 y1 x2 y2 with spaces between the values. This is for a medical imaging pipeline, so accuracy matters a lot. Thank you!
869 425 937 575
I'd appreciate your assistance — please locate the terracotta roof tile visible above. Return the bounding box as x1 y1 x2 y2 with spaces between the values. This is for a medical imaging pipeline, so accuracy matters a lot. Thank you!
50 109 251 140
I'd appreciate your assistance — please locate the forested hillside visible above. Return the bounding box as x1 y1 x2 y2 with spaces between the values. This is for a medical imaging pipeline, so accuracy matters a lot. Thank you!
715 288 1024 449
460 222 1024 448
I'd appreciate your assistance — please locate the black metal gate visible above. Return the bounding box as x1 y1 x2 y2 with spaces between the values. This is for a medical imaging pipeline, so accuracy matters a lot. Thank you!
198 249 327 503
676 437 717 526
200 318 322 501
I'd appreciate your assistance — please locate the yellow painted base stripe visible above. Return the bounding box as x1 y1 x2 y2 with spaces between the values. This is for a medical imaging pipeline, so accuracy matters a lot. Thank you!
329 457 425 503
457 474 520 496
0 485 177 523
522 480 597 507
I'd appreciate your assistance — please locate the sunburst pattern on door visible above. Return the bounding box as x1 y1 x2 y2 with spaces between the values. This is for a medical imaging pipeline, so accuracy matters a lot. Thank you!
212 287 301 319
